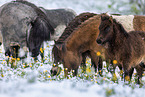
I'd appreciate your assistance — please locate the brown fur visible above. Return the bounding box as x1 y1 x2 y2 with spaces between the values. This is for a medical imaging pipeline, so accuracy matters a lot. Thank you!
52 13 97 64
97 15 145 84
55 12 97 44
53 12 97 63
133 15 145 31
52 14 106 77
104 15 145 75
52 12 97 61
52 13 106 76
53 13 145 78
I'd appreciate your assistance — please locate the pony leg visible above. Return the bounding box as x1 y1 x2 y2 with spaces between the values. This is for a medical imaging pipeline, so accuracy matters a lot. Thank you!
110 60 116 74
71 58 81 76
123 67 134 82
117 64 124 79
40 43 44 62
124 71 130 82
106 60 116 75
135 65 144 84
91 60 97 72
91 56 103 73
90 51 103 76
72 66 79 76
98 56 103 75
106 59 112 73
139 62 145 71
64 64 79 77
63 58 80 77
122 63 130 82
64 68 71 78
81 52 87 73
71 56 82 76
90 51 97 72
63 51 82 77
128 67 134 80
63 61 71 78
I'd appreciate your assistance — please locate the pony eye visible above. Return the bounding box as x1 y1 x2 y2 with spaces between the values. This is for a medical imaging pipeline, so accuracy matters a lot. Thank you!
104 26 110 32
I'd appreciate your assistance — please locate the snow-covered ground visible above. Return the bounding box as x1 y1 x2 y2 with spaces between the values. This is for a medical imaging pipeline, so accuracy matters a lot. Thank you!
0 0 145 97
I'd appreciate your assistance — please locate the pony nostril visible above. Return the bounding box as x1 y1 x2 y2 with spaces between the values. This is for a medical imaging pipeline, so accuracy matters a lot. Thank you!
50 69 57 75
96 39 102 44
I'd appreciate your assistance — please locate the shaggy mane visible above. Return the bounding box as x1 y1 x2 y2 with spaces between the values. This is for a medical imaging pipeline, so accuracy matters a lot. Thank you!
55 12 97 44
113 18 128 37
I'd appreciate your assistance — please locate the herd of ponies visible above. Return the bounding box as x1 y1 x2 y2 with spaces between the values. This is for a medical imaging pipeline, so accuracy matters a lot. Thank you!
0 0 145 84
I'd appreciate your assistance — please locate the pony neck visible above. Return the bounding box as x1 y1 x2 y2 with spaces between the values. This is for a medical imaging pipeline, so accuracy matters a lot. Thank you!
109 22 128 49
114 19 128 37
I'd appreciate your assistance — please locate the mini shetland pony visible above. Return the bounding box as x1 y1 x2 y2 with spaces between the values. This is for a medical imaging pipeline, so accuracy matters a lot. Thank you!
96 15 145 84
0 0 76 58
0 0 54 58
52 12 97 63
51 13 105 77
105 14 145 75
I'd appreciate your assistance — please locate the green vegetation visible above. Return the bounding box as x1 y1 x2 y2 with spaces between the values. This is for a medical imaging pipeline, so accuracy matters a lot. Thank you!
107 0 145 15
0 41 145 97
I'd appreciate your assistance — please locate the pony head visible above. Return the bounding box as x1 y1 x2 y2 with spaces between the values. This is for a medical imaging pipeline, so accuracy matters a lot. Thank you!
96 15 114 47
52 42 65 64
27 17 54 57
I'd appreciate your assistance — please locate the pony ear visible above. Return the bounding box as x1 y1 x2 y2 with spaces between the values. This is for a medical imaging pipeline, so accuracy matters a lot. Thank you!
109 16 113 23
101 15 110 21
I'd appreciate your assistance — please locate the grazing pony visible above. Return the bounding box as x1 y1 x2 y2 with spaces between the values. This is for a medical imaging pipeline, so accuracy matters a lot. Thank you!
51 13 105 77
51 12 98 75
0 0 76 58
96 15 145 84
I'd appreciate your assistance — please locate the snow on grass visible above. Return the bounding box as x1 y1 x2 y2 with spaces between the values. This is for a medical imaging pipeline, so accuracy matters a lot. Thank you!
0 0 145 97
0 41 145 97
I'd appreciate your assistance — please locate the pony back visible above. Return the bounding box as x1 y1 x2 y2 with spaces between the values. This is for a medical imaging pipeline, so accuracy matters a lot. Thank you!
55 12 97 44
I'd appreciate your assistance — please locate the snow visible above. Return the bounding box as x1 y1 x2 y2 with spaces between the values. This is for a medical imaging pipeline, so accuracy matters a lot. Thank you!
0 0 145 97
0 0 137 15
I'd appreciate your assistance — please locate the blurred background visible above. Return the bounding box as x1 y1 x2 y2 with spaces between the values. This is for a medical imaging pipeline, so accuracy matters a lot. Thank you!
0 1 145 97
0 0 145 15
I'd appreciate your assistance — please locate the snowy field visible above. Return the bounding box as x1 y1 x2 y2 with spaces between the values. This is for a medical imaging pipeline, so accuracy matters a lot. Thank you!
0 0 145 97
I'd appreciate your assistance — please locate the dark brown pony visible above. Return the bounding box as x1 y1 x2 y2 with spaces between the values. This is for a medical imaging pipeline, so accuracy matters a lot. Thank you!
96 15 145 84
51 13 104 76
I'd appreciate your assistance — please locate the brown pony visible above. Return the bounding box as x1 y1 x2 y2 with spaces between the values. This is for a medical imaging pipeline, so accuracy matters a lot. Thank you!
51 13 104 76
96 15 145 84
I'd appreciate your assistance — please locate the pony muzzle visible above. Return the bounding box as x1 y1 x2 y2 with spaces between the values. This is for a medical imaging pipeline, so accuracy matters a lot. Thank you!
50 66 62 76
96 39 103 44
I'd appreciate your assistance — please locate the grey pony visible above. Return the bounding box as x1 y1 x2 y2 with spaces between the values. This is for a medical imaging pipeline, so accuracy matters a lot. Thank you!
39 7 77 40
0 0 76 58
